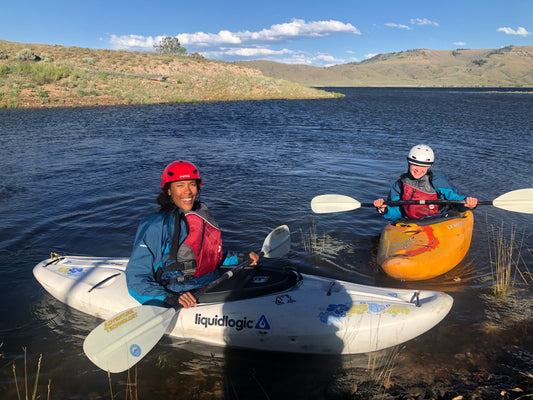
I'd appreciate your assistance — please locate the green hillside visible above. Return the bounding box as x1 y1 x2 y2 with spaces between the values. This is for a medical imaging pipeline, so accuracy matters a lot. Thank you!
0 40 339 109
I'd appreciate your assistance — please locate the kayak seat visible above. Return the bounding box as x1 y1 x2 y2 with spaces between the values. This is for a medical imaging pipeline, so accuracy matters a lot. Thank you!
196 266 301 304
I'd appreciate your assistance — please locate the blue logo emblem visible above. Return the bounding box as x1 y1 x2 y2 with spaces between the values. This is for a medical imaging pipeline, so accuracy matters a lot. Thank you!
129 344 142 357
67 267 83 277
318 304 350 324
255 315 270 330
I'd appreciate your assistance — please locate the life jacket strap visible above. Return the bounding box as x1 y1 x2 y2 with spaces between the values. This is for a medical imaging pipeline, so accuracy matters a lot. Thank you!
154 260 197 287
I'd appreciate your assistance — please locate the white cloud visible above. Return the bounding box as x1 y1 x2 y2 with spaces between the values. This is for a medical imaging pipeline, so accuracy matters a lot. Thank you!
365 53 378 59
109 34 158 50
385 18 438 31
107 19 361 67
385 23 411 30
497 26 531 36
179 31 242 47
180 19 360 46
108 19 360 52
203 47 295 58
453 42 467 47
410 18 439 27
272 52 348 67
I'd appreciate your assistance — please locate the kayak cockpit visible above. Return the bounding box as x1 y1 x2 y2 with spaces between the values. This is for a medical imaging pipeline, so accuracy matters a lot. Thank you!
196 265 302 304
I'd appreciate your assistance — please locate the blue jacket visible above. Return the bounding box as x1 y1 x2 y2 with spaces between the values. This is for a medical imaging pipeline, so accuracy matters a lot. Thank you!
381 171 467 221
125 209 240 304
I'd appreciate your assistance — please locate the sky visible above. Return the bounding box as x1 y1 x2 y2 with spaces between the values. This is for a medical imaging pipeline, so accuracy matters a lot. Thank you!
2 0 532 67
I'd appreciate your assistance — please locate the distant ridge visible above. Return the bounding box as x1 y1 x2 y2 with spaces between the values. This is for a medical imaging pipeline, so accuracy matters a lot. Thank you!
242 46 533 87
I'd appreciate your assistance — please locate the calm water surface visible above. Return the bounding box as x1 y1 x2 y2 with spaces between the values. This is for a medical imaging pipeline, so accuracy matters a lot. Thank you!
1 88 532 399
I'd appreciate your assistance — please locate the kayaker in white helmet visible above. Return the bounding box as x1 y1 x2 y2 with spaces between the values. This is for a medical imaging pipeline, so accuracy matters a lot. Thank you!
125 160 258 309
373 144 478 221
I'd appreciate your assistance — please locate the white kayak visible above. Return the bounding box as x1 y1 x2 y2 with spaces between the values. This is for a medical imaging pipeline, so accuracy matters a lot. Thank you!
33 254 453 355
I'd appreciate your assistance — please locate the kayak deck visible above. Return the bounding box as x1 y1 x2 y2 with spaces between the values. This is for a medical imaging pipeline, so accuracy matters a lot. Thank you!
377 210 474 281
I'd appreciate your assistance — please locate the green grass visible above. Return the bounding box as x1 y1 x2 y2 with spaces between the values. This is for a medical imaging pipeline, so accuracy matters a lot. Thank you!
10 62 72 84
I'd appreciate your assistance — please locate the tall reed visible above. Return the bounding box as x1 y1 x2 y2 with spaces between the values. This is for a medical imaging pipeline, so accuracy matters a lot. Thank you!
12 347 51 400
487 221 527 297
300 221 328 254
367 346 402 396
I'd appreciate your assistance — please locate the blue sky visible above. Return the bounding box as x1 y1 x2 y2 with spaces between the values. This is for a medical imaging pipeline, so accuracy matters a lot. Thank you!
2 0 532 67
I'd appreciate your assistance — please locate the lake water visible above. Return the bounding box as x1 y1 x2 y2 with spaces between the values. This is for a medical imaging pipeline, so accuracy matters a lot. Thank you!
1 88 532 399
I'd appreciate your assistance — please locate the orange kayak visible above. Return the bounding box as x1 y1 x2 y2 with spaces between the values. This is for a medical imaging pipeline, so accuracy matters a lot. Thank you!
376 210 473 281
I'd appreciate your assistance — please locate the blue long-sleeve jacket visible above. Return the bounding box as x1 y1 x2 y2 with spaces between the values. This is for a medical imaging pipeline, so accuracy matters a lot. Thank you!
381 171 467 221
125 210 240 304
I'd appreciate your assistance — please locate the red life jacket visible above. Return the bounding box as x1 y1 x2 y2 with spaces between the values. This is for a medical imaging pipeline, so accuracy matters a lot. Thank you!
156 205 223 286
400 177 439 219
181 211 223 277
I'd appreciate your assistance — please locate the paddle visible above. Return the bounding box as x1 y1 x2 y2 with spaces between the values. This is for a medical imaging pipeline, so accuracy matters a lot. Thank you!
83 225 291 373
310 188 533 214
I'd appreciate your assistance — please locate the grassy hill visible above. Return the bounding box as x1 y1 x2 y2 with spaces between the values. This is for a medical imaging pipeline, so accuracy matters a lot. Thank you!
0 40 339 109
242 46 533 87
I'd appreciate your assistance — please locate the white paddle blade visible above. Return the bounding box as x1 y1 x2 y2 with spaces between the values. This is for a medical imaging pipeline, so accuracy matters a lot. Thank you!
311 194 362 214
83 305 176 373
261 225 290 258
493 188 533 214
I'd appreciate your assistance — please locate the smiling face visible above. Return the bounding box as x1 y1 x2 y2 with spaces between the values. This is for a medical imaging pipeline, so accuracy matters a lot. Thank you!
408 163 430 180
167 180 199 211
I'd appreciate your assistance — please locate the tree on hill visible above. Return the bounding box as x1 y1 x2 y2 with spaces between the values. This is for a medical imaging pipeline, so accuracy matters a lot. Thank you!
153 36 187 55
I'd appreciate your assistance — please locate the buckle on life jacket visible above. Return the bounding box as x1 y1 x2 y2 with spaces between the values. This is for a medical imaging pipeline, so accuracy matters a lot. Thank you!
155 261 197 286
159 274 195 286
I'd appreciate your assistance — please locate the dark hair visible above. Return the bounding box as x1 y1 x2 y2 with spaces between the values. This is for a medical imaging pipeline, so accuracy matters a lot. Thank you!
157 190 175 212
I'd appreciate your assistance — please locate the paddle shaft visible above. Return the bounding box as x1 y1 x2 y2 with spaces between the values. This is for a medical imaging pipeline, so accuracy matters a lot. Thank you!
361 199 488 207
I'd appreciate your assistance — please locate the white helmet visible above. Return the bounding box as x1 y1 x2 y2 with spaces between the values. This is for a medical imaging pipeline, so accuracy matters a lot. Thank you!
407 144 434 166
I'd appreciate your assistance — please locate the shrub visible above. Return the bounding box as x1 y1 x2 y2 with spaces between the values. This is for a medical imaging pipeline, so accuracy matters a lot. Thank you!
15 48 40 62
40 53 53 62
0 50 8 60
0 64 9 76
189 52 205 60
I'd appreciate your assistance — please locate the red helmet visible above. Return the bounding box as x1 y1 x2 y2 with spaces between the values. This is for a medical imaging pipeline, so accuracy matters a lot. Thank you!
161 160 202 190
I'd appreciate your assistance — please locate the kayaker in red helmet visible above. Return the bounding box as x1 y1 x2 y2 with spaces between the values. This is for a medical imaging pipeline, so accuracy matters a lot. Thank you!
373 144 478 221
126 160 259 309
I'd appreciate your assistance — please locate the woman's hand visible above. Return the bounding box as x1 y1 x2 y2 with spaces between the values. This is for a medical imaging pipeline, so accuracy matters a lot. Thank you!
373 198 387 214
249 252 259 266
178 291 197 308
464 197 478 209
